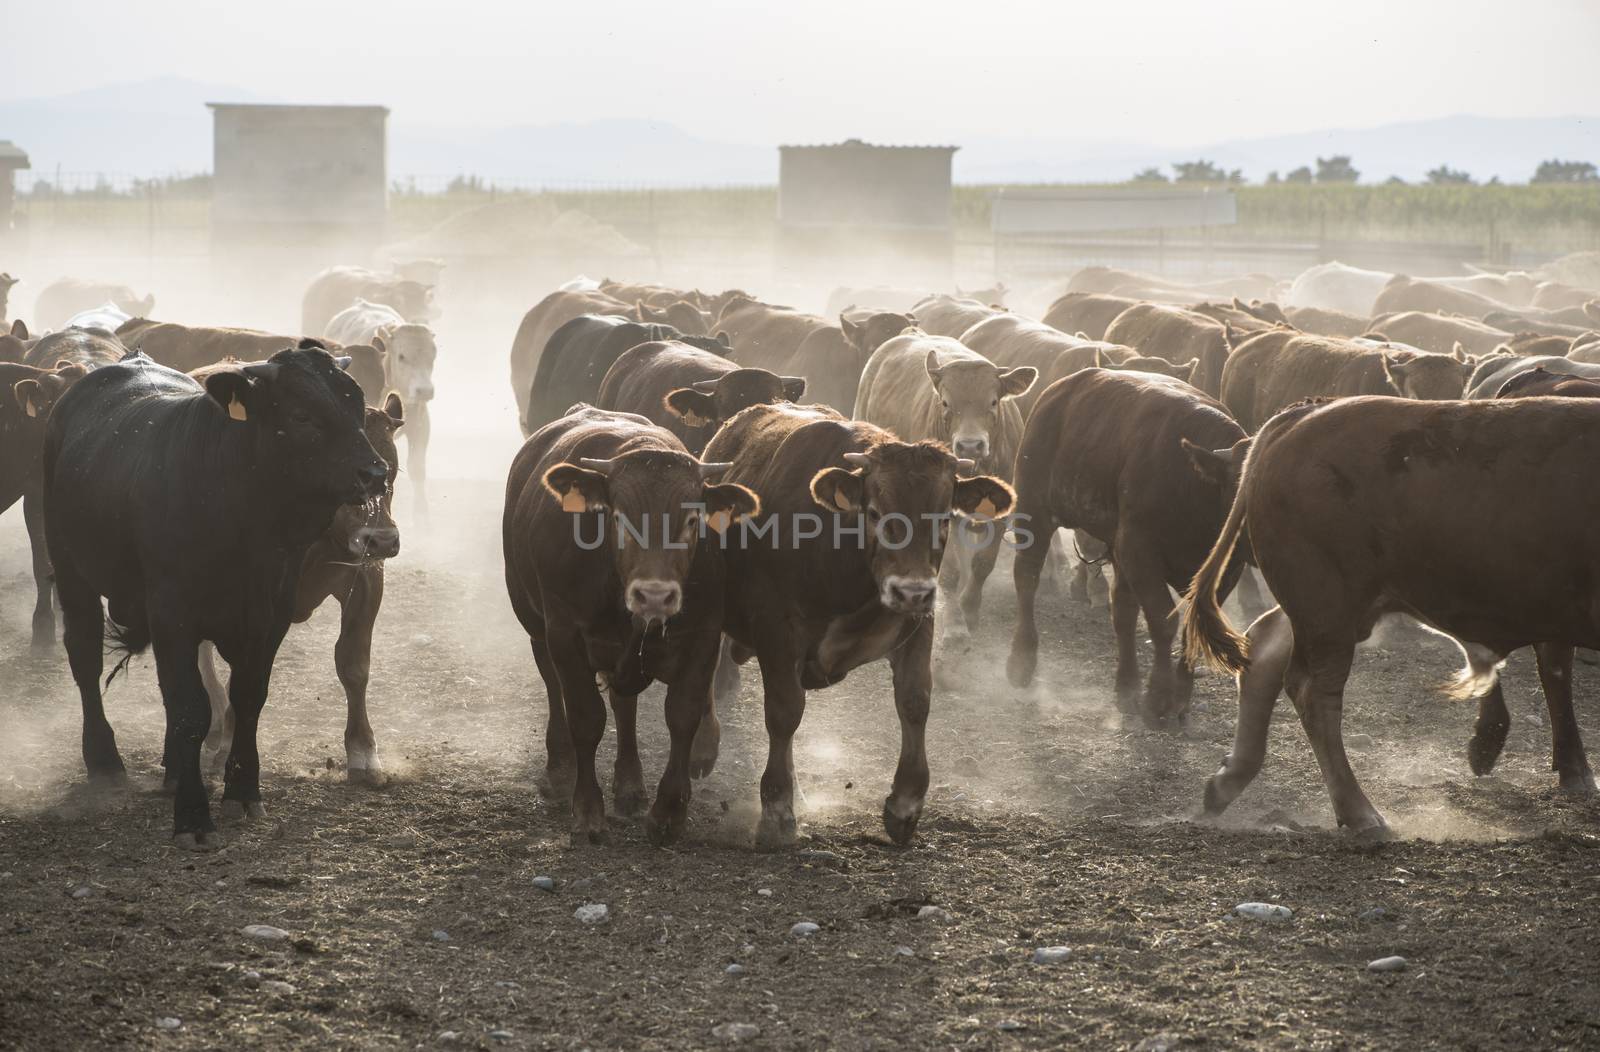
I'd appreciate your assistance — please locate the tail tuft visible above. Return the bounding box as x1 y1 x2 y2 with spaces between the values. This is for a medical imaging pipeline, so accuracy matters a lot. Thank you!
103 616 151 689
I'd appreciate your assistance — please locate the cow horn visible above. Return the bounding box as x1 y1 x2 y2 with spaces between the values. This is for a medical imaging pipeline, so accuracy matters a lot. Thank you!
577 457 618 475
698 461 733 477
691 379 720 394
842 452 872 469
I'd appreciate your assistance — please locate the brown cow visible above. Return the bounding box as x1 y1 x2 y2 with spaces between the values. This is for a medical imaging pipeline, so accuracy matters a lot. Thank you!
1365 311 1512 356
1042 292 1143 341
705 402 1013 845
1283 304 1370 338
1184 396 1600 833
302 265 436 336
1067 266 1279 302
601 279 694 308
853 331 1035 638
715 298 828 362
633 299 712 335
1103 303 1234 397
1220 332 1474 432
509 289 630 434
118 321 297 373
597 340 804 453
1007 369 1247 724
199 394 406 782
1494 366 1600 400
504 405 758 844
1370 275 1513 319
726 305 911 414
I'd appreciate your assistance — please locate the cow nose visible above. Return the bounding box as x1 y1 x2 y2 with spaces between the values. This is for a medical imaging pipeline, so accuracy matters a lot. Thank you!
881 576 937 613
351 526 400 559
626 579 682 621
356 460 388 496
413 383 435 402
953 437 988 461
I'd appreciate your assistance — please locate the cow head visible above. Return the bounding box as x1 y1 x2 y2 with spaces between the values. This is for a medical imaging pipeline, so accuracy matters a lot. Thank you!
840 311 916 360
810 440 1014 615
1381 349 1473 400
201 342 388 510
1100 347 1198 384
324 394 405 560
665 369 806 429
957 283 1008 307
541 450 759 625
924 349 1036 464
636 300 711 336
374 323 437 406
116 292 155 318
3 362 87 508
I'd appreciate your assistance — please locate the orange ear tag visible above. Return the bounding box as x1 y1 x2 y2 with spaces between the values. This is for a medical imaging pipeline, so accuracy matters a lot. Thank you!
24 399 37 419
228 397 248 422
561 490 588 513
975 498 998 519
708 509 732 534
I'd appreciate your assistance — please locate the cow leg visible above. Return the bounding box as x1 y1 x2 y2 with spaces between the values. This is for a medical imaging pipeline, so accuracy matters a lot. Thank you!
23 489 55 650
530 637 575 802
149 621 220 848
58 563 121 781
335 570 385 783
407 402 430 514
1006 510 1057 688
217 635 281 825
1467 679 1510 777
1534 642 1596 794
884 614 934 846
1108 562 1141 714
692 642 726 778
1124 551 1183 728
936 526 975 644
198 642 235 776
1204 607 1291 815
549 632 608 843
711 634 741 706
1287 639 1385 832
959 519 1002 633
647 658 716 846
609 690 648 816
755 635 806 849
1070 531 1110 607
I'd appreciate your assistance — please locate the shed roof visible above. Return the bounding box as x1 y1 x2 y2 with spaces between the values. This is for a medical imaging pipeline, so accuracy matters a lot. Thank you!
206 102 390 116
0 140 30 168
779 138 958 153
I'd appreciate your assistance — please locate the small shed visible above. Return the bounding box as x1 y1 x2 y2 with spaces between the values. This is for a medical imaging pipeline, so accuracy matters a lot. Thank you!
207 103 389 255
776 139 958 282
0 141 30 233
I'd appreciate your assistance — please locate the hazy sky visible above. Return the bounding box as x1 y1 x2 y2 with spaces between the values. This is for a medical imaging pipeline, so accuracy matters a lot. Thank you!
2 0 1596 146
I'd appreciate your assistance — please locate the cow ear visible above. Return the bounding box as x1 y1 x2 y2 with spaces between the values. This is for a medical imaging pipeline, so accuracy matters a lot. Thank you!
952 474 1015 520
924 348 944 384
12 376 64 418
203 369 255 422
664 387 720 428
372 335 387 355
542 463 610 513
699 481 761 534
1175 360 1198 383
10 319 27 339
1181 437 1233 486
1451 341 1469 362
998 365 1038 399
780 375 807 401
840 314 861 344
382 392 405 428
715 330 731 348
810 466 865 512
1380 353 1407 390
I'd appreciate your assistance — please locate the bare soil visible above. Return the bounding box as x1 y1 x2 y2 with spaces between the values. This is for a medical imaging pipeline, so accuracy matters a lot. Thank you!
3 409 1600 1050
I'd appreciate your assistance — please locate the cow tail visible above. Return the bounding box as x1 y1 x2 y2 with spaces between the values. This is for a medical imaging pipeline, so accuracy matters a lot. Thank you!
1180 477 1251 675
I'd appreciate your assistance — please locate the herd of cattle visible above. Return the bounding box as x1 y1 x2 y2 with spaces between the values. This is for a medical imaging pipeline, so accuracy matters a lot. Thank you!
2 254 1600 850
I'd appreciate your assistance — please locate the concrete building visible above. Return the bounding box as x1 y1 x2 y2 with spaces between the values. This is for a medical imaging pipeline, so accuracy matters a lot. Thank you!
776 139 958 282
207 103 389 256
0 140 30 235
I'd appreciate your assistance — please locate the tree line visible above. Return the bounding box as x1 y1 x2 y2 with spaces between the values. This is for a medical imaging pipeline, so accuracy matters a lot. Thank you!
1131 157 1597 187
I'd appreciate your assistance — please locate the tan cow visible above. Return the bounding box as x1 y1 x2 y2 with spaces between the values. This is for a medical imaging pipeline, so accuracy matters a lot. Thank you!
508 289 630 435
1365 311 1513 357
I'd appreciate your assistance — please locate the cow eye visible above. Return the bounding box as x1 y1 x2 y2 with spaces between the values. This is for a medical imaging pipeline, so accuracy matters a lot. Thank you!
940 400 950 410
866 505 881 520
990 399 999 408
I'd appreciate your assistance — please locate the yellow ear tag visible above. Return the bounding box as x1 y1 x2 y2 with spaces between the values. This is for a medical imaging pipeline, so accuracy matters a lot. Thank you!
708 509 732 534
228 397 248 422
24 399 37 419
833 493 855 512
975 498 998 519
561 490 588 513
682 411 711 428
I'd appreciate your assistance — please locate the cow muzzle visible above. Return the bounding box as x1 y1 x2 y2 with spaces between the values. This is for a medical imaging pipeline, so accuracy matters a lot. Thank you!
410 382 435 402
626 579 683 623
349 525 400 560
952 436 989 462
880 575 937 615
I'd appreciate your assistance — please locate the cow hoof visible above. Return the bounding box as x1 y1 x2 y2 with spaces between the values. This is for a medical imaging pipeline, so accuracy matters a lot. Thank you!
1201 775 1234 816
754 813 797 851
644 809 686 847
86 764 128 787
613 786 648 817
1467 727 1508 777
348 765 389 787
1005 648 1035 689
881 800 921 846
220 799 266 822
1557 773 1598 796
1341 815 1392 840
569 824 608 847
173 830 225 852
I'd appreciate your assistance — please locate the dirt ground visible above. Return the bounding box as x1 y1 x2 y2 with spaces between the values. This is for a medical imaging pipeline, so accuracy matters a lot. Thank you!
3 311 1600 1050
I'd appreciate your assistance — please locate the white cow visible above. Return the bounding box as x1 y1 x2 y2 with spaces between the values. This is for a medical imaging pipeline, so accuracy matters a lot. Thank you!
326 299 437 504
1283 261 1395 317
65 301 134 335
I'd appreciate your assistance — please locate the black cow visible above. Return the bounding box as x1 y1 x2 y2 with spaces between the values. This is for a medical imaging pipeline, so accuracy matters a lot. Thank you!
524 315 730 436
43 343 387 849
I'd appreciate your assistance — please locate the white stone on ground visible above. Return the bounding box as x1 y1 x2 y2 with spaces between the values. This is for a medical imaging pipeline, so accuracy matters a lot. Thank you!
574 904 609 925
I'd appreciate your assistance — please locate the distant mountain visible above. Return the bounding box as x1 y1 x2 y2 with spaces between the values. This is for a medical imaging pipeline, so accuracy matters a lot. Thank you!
1 78 1593 187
